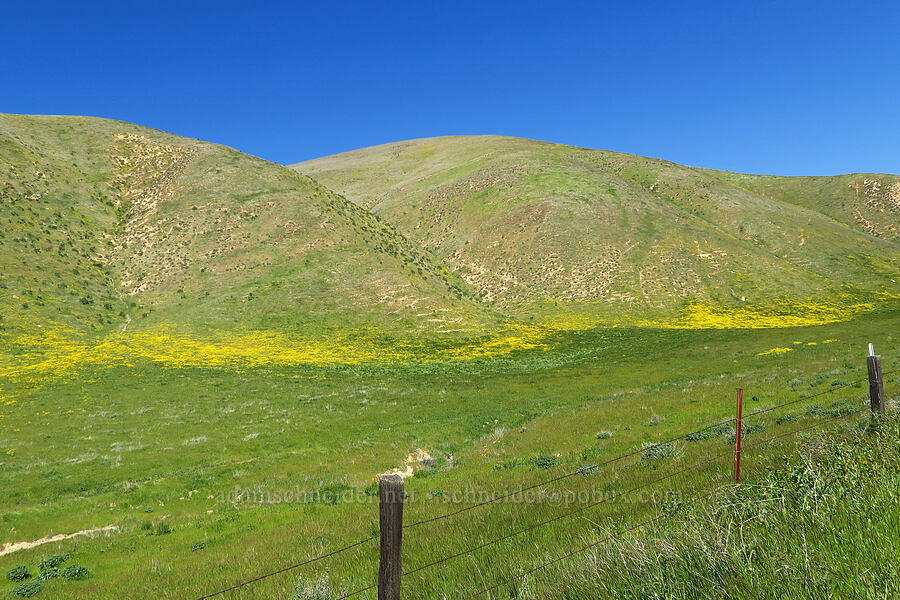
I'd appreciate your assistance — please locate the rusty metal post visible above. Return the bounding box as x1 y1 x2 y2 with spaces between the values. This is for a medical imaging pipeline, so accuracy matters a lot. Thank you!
734 388 743 483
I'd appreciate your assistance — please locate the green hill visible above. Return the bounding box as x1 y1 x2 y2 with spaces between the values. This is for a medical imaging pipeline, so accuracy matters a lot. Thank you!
2 117 899 381
0 115 493 343
293 136 900 328
702 168 900 241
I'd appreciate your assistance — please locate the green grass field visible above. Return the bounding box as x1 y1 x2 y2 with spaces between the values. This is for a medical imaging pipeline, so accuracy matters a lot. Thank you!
1 309 897 599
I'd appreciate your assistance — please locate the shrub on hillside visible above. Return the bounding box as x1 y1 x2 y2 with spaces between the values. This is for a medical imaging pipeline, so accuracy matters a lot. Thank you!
61 565 90 581
532 454 559 469
292 575 342 600
806 402 859 418
11 581 41 597
776 413 798 424
38 554 69 571
685 424 731 441
36 567 59 581
7 565 30 582
641 442 680 460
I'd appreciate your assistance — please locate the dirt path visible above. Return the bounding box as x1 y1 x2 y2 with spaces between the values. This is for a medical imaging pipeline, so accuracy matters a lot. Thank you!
0 526 118 557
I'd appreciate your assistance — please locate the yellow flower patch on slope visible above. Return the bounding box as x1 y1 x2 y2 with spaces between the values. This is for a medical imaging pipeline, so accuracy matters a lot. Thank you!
640 299 884 329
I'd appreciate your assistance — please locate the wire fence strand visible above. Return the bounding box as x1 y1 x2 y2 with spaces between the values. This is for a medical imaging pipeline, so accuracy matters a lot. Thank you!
742 405 867 452
192 535 377 600
400 450 733 580
406 370 886 530
460 514 665 599
404 418 739 529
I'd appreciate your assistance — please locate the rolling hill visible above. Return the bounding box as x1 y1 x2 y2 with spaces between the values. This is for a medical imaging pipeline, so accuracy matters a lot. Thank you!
293 136 900 328
1 116 899 378
0 115 494 343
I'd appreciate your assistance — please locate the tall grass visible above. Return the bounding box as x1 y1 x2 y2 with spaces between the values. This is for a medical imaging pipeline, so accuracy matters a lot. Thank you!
544 413 900 599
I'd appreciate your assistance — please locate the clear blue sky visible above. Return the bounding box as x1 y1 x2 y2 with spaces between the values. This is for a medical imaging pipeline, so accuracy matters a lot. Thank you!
2 1 898 175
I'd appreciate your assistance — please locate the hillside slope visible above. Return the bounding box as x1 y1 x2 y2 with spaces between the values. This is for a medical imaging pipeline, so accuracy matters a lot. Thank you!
293 136 900 326
701 169 900 241
0 115 493 341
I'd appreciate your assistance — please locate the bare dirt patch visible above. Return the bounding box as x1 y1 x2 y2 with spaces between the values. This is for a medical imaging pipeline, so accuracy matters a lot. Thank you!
0 525 119 557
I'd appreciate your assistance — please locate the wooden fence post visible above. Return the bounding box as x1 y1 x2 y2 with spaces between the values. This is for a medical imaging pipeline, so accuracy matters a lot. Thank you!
867 344 885 415
733 388 743 483
378 474 404 600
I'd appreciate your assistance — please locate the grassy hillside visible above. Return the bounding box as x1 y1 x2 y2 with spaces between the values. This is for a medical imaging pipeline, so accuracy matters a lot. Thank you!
546 409 900 599
293 136 900 327
0 115 492 342
703 168 900 241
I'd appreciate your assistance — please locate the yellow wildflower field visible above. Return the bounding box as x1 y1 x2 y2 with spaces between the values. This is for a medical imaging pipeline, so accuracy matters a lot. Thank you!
0 296 892 388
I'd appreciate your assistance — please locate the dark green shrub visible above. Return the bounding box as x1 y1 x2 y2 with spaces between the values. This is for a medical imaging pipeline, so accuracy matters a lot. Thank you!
37 568 59 581
776 413 798 424
532 454 558 469
38 554 69 571
806 402 858 418
190 541 206 552
11 581 41 597
7 566 30 582
685 424 731 441
61 565 90 581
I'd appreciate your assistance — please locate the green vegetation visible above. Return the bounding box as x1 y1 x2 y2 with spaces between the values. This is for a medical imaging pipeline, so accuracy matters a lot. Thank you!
0 313 896 599
545 410 900 600
0 115 492 341
0 116 898 598
293 136 900 326
6 566 29 582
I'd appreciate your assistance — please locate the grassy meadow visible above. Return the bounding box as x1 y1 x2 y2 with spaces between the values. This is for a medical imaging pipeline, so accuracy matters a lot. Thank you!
1 309 897 599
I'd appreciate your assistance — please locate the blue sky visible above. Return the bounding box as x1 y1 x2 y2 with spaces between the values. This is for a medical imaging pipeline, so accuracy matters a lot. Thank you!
2 1 898 175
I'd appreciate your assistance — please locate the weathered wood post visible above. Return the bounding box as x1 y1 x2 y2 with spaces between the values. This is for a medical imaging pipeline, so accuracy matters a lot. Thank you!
867 343 885 415
733 388 743 483
378 474 404 600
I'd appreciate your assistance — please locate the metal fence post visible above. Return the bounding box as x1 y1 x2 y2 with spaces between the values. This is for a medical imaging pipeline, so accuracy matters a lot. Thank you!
734 388 743 483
